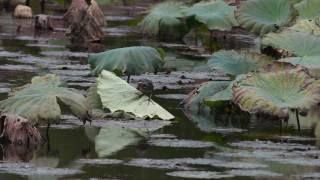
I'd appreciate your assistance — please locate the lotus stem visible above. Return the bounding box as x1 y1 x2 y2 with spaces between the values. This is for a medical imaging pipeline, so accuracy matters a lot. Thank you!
127 75 131 83
41 0 45 13
46 123 51 151
209 30 213 54
295 109 301 133
279 119 282 135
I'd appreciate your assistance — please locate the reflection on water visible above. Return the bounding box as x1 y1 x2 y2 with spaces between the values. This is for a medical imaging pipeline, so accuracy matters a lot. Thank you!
0 144 36 162
1 0 320 179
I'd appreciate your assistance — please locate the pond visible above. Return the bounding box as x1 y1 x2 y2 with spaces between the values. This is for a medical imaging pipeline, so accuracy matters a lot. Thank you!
0 0 320 179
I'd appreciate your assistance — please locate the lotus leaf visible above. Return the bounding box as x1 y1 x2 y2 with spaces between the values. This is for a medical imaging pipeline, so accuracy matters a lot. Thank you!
289 20 320 36
88 46 164 76
262 30 320 57
86 85 108 118
280 57 320 77
96 70 174 120
294 0 320 20
185 0 238 31
0 75 89 124
207 50 273 76
183 81 230 112
95 125 147 157
263 30 320 72
139 1 187 37
204 75 246 107
31 74 63 86
235 0 294 35
232 63 320 118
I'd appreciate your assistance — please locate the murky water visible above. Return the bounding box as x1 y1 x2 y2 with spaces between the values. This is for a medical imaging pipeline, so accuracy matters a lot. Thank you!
0 1 320 179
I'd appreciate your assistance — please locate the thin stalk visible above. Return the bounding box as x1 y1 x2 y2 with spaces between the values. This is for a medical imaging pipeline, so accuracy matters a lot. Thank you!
209 30 213 54
41 0 45 13
296 109 301 133
46 123 51 151
127 75 131 83
279 119 282 135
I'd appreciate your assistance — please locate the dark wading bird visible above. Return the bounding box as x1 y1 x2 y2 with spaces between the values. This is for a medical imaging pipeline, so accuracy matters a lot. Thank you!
137 79 154 100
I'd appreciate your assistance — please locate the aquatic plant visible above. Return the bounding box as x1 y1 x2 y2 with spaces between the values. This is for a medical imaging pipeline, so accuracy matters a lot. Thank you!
139 1 187 38
262 30 320 76
232 63 320 120
207 50 273 77
95 70 174 120
88 46 164 82
0 74 89 125
294 0 320 20
185 0 238 31
235 0 295 35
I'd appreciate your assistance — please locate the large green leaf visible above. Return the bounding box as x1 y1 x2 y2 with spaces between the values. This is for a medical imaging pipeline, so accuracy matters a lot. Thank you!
185 0 238 31
204 75 246 107
139 1 187 37
262 30 320 73
207 50 273 76
88 46 164 76
235 0 295 35
262 30 320 56
95 125 147 157
183 81 230 113
289 19 320 36
232 63 320 118
294 0 320 20
0 75 89 124
280 57 320 77
97 70 174 120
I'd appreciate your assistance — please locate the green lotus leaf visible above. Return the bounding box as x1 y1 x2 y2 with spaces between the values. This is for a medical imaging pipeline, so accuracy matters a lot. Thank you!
88 46 164 76
97 70 174 120
262 30 320 57
289 19 320 36
204 75 246 107
183 81 230 112
95 125 147 157
185 0 238 31
139 1 187 37
235 0 295 35
232 63 320 118
86 85 108 118
0 75 89 125
280 57 320 77
294 0 320 20
31 74 63 86
207 50 273 76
